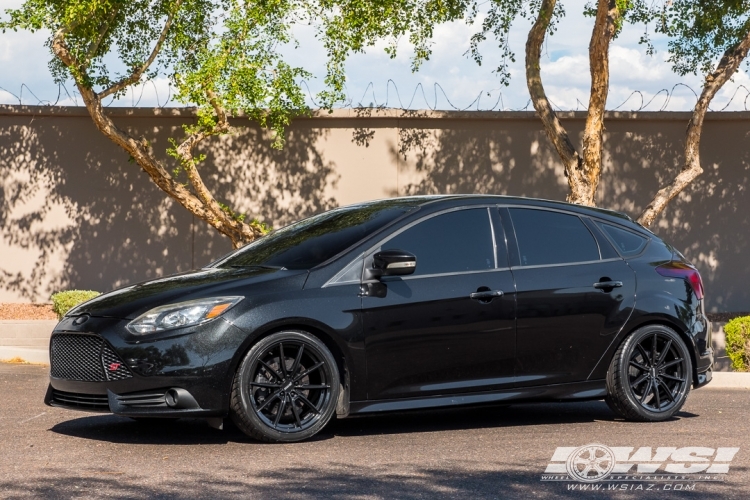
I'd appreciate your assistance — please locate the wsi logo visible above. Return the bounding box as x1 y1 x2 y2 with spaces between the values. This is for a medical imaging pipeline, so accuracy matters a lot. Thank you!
542 444 739 483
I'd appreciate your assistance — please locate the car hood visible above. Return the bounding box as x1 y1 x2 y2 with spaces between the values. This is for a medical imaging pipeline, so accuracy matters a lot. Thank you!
68 267 309 320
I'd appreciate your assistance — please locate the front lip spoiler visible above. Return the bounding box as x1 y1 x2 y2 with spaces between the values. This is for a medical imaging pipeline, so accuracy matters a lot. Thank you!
44 384 225 418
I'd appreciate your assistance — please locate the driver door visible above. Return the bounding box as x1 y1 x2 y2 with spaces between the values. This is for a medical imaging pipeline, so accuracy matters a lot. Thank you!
362 207 516 400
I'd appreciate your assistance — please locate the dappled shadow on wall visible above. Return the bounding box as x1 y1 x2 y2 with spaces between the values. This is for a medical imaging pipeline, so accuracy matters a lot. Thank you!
0 114 338 301
391 113 569 200
600 120 750 312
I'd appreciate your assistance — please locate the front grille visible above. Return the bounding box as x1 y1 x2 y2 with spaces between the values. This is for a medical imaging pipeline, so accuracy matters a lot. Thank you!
50 334 133 382
50 389 110 411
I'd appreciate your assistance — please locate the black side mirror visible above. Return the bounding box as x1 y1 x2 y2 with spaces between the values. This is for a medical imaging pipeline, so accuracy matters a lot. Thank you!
364 249 417 282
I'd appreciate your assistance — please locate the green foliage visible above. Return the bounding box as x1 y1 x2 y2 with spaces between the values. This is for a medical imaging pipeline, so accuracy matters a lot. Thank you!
657 0 750 76
724 316 750 372
51 290 101 319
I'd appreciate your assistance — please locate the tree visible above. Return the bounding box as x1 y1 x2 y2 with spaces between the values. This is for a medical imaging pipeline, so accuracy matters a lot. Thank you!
523 0 655 206
353 0 651 206
0 0 462 249
638 1 750 227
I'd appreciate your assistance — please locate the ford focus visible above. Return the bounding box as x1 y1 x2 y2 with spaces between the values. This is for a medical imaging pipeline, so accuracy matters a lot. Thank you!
45 195 713 442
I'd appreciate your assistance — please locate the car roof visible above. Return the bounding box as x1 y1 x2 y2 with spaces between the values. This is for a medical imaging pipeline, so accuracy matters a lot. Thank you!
348 194 636 224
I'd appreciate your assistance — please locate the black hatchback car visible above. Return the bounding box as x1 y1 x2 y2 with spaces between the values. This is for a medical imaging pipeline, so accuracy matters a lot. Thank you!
46 196 713 442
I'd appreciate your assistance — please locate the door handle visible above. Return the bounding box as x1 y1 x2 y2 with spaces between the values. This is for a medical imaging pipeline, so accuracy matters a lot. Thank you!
470 290 504 300
593 281 623 290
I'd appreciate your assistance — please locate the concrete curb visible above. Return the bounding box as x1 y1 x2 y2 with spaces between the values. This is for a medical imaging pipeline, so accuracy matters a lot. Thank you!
707 372 750 389
0 321 57 364
0 347 49 364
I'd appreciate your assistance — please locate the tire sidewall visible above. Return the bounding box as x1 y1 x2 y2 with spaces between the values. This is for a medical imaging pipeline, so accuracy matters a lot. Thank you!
617 325 692 421
234 330 340 442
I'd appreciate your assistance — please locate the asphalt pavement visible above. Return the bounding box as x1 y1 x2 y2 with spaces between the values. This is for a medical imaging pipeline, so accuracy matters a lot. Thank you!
1 362 748 500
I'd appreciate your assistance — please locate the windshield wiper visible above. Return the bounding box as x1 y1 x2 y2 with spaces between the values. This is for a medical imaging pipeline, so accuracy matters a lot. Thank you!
229 264 287 271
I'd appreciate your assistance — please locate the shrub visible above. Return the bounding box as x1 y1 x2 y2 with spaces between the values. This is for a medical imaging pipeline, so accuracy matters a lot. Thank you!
50 290 101 319
724 316 750 372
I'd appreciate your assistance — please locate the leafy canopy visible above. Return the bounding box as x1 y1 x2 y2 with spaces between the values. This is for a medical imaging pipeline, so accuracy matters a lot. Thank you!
656 0 750 76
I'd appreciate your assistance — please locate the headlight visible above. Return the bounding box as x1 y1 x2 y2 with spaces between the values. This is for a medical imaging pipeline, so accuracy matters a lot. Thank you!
127 296 243 334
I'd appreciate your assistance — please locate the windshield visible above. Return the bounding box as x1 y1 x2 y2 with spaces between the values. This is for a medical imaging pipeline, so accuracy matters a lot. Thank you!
211 200 420 270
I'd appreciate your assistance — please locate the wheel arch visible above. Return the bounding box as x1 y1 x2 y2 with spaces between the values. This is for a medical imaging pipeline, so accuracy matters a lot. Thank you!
226 319 352 416
591 317 698 384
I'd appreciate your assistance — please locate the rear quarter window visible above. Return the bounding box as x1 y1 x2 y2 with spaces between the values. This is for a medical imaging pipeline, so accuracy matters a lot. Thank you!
597 223 649 256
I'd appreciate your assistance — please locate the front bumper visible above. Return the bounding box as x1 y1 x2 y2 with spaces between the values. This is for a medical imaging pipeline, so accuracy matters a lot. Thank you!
45 315 251 417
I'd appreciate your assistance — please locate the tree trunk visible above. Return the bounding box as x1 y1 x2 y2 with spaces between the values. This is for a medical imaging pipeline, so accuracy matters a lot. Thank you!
525 0 620 206
51 28 261 249
579 0 619 206
638 29 750 227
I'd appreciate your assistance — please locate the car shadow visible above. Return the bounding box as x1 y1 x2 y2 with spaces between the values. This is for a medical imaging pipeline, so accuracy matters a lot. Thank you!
48 400 699 445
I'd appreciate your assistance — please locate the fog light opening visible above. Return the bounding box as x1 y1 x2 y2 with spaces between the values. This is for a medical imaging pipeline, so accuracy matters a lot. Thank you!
165 389 180 408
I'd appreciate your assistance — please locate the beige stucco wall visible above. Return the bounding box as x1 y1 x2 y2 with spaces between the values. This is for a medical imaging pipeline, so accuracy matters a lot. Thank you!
1 106 748 311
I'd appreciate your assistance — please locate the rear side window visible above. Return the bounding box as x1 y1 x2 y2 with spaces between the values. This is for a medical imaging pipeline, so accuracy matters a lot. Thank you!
597 223 648 256
381 209 495 276
509 208 600 266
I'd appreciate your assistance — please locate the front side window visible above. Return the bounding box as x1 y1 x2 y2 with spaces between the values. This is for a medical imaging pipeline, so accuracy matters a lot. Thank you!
212 200 419 270
509 208 600 266
380 209 495 276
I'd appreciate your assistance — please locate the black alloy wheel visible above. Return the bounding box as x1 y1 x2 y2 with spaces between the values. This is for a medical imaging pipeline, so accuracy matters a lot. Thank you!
605 325 692 422
230 331 340 442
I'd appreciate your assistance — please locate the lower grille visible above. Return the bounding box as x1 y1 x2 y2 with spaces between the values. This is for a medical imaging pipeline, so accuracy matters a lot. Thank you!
50 334 133 382
50 390 110 411
116 391 168 408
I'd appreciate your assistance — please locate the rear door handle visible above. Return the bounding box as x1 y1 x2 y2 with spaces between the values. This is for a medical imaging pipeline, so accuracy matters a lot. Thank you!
593 281 623 290
470 290 504 300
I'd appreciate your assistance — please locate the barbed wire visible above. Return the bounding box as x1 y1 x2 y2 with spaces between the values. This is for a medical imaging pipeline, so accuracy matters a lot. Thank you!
2 79 750 112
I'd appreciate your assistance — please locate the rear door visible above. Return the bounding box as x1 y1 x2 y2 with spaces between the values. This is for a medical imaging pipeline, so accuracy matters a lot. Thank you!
362 207 516 400
502 207 636 387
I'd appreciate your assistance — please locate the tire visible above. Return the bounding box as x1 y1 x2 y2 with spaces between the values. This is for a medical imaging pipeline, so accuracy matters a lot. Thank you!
230 330 341 443
605 325 692 422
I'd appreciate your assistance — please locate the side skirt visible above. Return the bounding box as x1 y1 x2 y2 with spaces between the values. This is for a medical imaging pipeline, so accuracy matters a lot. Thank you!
348 380 607 415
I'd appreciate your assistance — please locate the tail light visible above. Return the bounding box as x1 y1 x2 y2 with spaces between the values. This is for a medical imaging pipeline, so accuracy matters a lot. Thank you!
656 262 704 300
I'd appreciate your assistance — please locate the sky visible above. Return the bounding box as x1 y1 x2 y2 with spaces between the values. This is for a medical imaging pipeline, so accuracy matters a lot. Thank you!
1 0 749 111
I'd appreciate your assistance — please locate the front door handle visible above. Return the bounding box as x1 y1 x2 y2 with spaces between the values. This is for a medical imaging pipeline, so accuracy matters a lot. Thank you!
593 281 623 290
470 290 504 301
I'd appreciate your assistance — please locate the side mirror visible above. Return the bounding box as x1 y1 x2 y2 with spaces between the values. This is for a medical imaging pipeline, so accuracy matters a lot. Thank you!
364 249 417 281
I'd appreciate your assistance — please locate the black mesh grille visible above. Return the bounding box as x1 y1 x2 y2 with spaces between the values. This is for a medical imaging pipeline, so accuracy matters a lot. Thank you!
50 334 132 382
101 344 133 381
50 389 110 411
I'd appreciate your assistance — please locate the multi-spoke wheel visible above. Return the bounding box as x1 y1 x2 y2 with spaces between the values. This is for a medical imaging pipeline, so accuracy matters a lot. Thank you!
605 325 692 421
230 331 340 442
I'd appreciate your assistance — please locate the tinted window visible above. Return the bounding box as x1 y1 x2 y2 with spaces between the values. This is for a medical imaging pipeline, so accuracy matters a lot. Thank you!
214 201 418 270
509 208 599 266
382 209 495 276
598 223 648 256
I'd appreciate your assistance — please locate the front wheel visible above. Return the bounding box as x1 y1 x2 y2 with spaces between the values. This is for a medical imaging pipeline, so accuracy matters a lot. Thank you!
230 331 340 442
605 325 692 422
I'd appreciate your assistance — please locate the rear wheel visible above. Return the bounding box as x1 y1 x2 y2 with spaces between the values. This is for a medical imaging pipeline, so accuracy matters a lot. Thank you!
230 331 340 442
606 325 692 421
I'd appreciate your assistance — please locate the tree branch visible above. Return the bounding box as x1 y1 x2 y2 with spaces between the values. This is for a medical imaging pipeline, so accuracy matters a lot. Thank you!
174 92 260 247
84 9 119 66
525 0 583 202
99 0 182 99
52 19 259 248
638 27 750 227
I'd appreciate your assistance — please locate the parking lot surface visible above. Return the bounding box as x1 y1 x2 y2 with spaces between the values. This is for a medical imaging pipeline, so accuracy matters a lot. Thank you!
1 363 748 499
